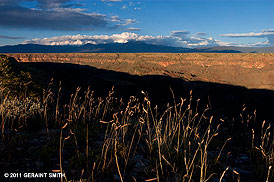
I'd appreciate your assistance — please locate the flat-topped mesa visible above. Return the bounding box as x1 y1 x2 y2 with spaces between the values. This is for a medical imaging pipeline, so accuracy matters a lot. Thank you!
6 53 274 90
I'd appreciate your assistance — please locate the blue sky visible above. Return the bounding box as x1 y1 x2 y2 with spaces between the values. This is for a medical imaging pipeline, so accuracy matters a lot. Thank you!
0 0 273 47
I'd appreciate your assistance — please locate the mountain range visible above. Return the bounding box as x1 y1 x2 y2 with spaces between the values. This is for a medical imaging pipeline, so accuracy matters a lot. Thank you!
0 41 274 53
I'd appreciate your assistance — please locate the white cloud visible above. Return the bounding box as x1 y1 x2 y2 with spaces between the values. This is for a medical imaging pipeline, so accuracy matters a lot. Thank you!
110 16 137 26
23 32 138 45
221 32 274 37
121 1 142 10
221 29 274 46
111 16 120 22
126 27 141 31
23 31 229 48
247 40 271 47
263 29 274 33
171 31 190 38
120 19 137 26
196 32 208 37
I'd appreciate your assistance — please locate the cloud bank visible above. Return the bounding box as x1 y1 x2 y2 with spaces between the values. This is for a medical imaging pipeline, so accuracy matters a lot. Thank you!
221 29 274 46
23 31 229 47
0 0 134 31
22 29 274 48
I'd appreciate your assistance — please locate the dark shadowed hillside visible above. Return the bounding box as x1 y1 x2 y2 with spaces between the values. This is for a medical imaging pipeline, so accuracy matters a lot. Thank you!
20 61 274 122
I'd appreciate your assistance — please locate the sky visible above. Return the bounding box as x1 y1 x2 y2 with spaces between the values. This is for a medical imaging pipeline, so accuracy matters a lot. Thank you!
0 0 273 47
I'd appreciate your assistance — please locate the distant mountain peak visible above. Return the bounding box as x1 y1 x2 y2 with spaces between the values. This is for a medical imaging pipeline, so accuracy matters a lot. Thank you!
0 42 274 53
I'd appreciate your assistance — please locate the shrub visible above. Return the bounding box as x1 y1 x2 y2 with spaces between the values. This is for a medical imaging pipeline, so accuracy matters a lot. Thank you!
0 55 39 98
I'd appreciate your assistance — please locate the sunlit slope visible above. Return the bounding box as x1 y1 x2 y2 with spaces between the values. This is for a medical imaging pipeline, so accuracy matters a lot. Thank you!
8 53 274 90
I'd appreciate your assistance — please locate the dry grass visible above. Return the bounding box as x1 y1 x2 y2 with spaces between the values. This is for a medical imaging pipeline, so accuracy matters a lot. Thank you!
0 85 273 182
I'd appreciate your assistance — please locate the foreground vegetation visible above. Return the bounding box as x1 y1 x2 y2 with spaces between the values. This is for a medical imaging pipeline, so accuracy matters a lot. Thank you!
0 55 274 182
